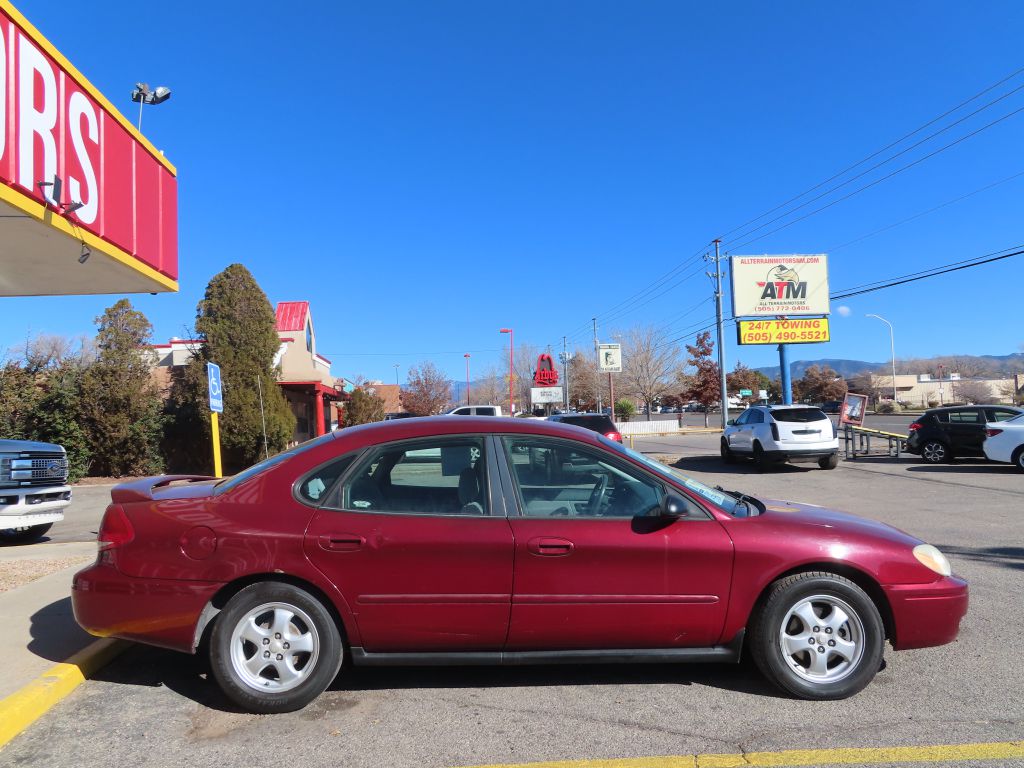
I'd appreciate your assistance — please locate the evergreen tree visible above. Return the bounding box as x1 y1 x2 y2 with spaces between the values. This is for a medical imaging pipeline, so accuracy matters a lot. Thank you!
0 363 39 439
28 363 91 481
167 265 295 474
79 299 165 476
343 387 386 427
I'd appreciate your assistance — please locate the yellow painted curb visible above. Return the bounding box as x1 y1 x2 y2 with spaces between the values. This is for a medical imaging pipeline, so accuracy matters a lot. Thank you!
0 638 126 748
460 741 1024 768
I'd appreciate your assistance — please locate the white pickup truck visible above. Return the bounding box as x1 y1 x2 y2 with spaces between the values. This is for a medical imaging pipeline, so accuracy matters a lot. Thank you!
0 439 72 543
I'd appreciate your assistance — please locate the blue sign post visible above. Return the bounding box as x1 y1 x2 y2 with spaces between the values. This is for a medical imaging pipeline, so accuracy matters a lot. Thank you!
207 363 223 477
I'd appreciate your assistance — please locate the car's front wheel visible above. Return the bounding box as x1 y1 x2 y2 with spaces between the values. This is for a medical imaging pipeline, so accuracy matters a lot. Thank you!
721 438 736 464
1013 446 1024 473
921 440 950 463
750 572 884 700
0 523 53 544
209 582 343 713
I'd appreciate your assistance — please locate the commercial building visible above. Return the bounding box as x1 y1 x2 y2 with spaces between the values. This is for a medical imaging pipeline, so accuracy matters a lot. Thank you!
863 372 1023 407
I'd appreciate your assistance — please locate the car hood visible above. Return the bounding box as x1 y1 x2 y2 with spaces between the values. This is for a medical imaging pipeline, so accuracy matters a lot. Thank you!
758 498 921 547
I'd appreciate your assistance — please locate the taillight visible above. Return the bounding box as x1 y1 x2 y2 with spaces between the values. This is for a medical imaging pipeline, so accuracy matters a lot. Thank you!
908 423 922 432
605 431 623 443
986 428 1003 437
770 423 780 441
98 505 134 551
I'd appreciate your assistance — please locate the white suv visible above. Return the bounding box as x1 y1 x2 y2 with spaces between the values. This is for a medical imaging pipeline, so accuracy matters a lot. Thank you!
721 405 839 470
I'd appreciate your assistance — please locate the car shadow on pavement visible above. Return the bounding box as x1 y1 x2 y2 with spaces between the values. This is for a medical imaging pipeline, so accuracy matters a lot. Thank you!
0 535 54 548
669 456 813 475
86 645 789 712
906 463 1018 475
933 544 1024 572
27 596 102 663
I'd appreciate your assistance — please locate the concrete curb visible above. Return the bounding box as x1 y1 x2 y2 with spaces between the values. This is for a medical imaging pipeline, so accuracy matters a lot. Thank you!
0 638 126 749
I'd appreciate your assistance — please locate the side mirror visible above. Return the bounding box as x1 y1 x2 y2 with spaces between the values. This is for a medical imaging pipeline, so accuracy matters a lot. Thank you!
661 494 689 519
726 419 736 426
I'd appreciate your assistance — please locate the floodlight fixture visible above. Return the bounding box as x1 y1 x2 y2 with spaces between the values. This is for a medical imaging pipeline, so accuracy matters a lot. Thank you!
78 243 91 264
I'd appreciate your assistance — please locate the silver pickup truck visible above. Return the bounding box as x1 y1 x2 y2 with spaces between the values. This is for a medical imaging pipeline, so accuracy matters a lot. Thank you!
0 439 72 543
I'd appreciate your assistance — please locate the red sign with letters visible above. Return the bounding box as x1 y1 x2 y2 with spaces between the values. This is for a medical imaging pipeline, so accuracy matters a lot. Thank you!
0 6 178 281
533 354 559 387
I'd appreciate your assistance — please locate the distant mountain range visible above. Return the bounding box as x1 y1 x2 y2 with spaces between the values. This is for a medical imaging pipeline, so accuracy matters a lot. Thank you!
757 352 1024 380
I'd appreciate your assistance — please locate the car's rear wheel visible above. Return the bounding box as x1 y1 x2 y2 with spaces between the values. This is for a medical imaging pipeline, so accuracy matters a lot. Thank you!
921 440 950 463
720 438 736 464
818 453 839 470
1013 446 1024 473
210 582 343 713
0 523 53 544
750 572 884 700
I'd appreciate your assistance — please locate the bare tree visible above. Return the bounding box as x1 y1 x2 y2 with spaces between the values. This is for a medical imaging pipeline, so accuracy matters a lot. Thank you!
618 326 682 420
400 361 453 415
952 380 995 404
567 349 600 411
471 365 505 407
998 379 1022 405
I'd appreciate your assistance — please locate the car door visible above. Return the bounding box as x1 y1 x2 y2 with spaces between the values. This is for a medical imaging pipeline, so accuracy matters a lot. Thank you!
727 410 751 452
946 408 985 455
302 435 514 652
497 435 734 651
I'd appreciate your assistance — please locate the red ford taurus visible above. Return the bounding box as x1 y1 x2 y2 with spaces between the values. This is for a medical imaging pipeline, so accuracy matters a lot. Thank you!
72 417 967 713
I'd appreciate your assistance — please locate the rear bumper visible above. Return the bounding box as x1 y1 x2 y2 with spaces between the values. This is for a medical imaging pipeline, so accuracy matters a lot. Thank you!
72 562 221 654
763 448 837 462
884 575 969 650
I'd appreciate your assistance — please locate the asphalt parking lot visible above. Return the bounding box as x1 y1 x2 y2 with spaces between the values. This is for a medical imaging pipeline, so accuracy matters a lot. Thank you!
2 430 1022 768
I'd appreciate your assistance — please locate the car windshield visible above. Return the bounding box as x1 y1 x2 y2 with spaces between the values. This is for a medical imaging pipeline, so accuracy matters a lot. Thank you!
214 432 338 495
599 436 744 516
771 408 828 423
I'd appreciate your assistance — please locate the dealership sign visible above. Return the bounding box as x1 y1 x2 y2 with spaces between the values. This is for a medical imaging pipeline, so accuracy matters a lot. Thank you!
730 255 829 317
598 343 622 373
737 317 830 345
0 3 178 294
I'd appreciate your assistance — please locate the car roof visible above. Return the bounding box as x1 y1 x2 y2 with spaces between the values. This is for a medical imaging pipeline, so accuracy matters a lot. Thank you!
760 404 821 410
924 405 1021 413
331 415 606 447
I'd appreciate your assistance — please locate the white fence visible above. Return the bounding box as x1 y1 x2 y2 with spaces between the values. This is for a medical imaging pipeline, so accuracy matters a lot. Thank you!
616 420 718 435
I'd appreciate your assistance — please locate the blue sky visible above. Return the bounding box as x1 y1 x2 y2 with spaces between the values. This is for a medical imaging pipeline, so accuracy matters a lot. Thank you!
5 1 1023 383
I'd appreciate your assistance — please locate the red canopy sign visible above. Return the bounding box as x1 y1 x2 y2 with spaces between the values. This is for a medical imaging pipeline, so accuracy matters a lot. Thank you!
533 353 559 387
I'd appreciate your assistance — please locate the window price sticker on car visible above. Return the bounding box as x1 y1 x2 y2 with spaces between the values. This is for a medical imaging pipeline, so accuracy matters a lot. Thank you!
683 477 727 507
736 317 830 345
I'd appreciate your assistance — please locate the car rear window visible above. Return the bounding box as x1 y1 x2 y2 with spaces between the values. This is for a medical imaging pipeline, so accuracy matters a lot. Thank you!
562 416 616 432
770 408 828 423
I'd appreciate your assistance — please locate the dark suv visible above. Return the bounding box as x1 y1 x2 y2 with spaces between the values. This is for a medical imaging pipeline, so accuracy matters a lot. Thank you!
906 405 1023 463
547 413 622 442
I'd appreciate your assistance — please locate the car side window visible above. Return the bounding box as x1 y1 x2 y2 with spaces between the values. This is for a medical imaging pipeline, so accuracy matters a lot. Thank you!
337 438 488 516
748 410 764 424
501 437 693 519
947 410 981 424
733 411 749 426
297 455 356 505
988 409 1021 422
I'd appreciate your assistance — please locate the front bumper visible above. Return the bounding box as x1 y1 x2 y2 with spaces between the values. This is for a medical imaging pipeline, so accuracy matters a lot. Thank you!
0 486 71 529
72 562 221 654
884 575 969 650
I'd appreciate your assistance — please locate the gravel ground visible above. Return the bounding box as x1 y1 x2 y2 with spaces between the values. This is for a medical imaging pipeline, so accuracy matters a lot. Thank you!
0 556 93 593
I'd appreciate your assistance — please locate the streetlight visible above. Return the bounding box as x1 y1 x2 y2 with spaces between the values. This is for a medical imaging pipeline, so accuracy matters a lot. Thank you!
866 314 898 404
130 83 171 131
499 328 514 415
464 353 471 406
393 364 400 387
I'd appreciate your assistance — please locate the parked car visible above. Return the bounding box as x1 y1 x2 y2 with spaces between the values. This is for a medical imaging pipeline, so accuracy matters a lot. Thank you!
443 405 503 417
0 439 72 543
73 418 966 713
721 405 839 469
905 405 1023 463
982 412 1024 471
546 412 622 442
820 401 843 414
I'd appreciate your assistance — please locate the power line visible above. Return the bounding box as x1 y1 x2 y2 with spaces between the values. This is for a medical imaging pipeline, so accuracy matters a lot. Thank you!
717 66 1024 241
727 103 1024 252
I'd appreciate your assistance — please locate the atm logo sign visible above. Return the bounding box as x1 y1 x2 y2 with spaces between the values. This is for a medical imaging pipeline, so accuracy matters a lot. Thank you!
0 7 178 279
756 265 808 301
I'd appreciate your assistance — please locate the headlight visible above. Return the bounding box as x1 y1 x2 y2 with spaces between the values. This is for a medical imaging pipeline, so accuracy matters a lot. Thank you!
913 544 952 576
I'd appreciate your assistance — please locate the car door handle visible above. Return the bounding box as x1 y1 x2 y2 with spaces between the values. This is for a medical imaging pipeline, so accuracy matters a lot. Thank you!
318 534 365 552
527 537 574 556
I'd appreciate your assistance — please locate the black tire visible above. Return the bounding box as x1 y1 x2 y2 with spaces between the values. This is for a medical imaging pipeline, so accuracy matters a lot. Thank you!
0 523 53 544
1013 446 1024 474
920 440 950 464
753 442 771 471
818 453 839 470
750 572 884 700
721 438 736 464
209 582 343 713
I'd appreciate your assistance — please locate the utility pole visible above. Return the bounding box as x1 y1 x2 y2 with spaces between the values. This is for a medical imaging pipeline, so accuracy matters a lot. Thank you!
592 317 602 413
705 240 729 430
561 336 569 410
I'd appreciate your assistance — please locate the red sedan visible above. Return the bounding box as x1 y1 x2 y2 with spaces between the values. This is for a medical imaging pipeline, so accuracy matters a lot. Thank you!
72 417 967 713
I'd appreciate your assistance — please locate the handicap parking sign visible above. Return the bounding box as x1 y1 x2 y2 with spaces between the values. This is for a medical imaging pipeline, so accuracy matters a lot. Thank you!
207 362 224 413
